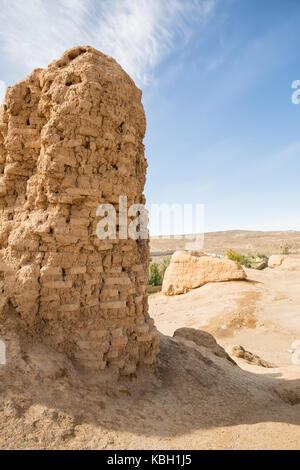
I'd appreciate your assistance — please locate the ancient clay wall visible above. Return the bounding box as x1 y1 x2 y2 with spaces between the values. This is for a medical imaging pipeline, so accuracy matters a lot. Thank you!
0 46 159 375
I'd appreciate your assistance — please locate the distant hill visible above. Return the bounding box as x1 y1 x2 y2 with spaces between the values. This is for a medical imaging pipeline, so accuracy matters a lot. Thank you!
150 230 300 256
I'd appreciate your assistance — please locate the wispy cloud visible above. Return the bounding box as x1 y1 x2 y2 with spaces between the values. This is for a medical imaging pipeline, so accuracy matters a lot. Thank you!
0 0 216 85
238 141 300 180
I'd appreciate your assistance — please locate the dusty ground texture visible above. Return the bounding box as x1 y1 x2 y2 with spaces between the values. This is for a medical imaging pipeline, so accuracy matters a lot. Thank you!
150 230 300 256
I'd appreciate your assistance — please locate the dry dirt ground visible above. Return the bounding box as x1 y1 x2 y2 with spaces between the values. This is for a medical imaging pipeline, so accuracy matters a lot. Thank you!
149 265 300 367
150 230 300 256
0 264 300 449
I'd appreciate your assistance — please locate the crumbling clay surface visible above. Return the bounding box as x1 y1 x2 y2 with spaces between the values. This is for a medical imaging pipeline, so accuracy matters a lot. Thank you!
0 46 159 375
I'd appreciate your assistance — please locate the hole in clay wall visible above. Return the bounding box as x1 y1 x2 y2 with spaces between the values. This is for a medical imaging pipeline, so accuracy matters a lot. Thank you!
68 48 86 62
24 87 31 104
65 74 82 87
118 122 125 134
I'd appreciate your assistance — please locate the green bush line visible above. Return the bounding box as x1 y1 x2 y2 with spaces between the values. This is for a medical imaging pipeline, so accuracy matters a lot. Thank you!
148 258 170 286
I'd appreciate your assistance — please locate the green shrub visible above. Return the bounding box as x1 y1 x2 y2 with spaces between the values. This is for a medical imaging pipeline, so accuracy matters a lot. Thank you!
227 249 251 268
148 258 171 286
281 246 290 255
257 253 269 262
148 262 163 286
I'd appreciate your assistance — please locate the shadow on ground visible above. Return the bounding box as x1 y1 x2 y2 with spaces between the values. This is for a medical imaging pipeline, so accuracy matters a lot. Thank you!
1 327 300 450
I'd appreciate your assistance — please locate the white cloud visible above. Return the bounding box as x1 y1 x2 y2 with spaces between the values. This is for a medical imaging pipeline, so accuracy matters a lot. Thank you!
0 0 216 85
0 80 6 104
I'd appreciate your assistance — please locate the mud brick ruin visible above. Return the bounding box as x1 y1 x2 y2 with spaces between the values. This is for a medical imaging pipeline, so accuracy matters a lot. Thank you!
0 46 159 375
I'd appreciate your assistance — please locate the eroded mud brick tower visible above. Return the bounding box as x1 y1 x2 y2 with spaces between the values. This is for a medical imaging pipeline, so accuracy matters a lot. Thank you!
0 46 159 375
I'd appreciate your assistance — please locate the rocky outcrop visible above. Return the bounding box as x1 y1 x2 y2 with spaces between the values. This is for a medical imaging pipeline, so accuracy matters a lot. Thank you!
268 255 286 268
0 46 159 375
255 261 268 270
173 327 236 364
162 250 246 295
268 255 300 270
226 345 275 368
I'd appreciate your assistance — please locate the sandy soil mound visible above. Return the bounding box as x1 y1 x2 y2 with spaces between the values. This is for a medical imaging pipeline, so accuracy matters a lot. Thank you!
162 250 246 296
0 325 300 450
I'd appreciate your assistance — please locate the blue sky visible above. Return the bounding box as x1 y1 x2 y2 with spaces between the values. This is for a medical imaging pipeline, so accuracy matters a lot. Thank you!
0 0 300 233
